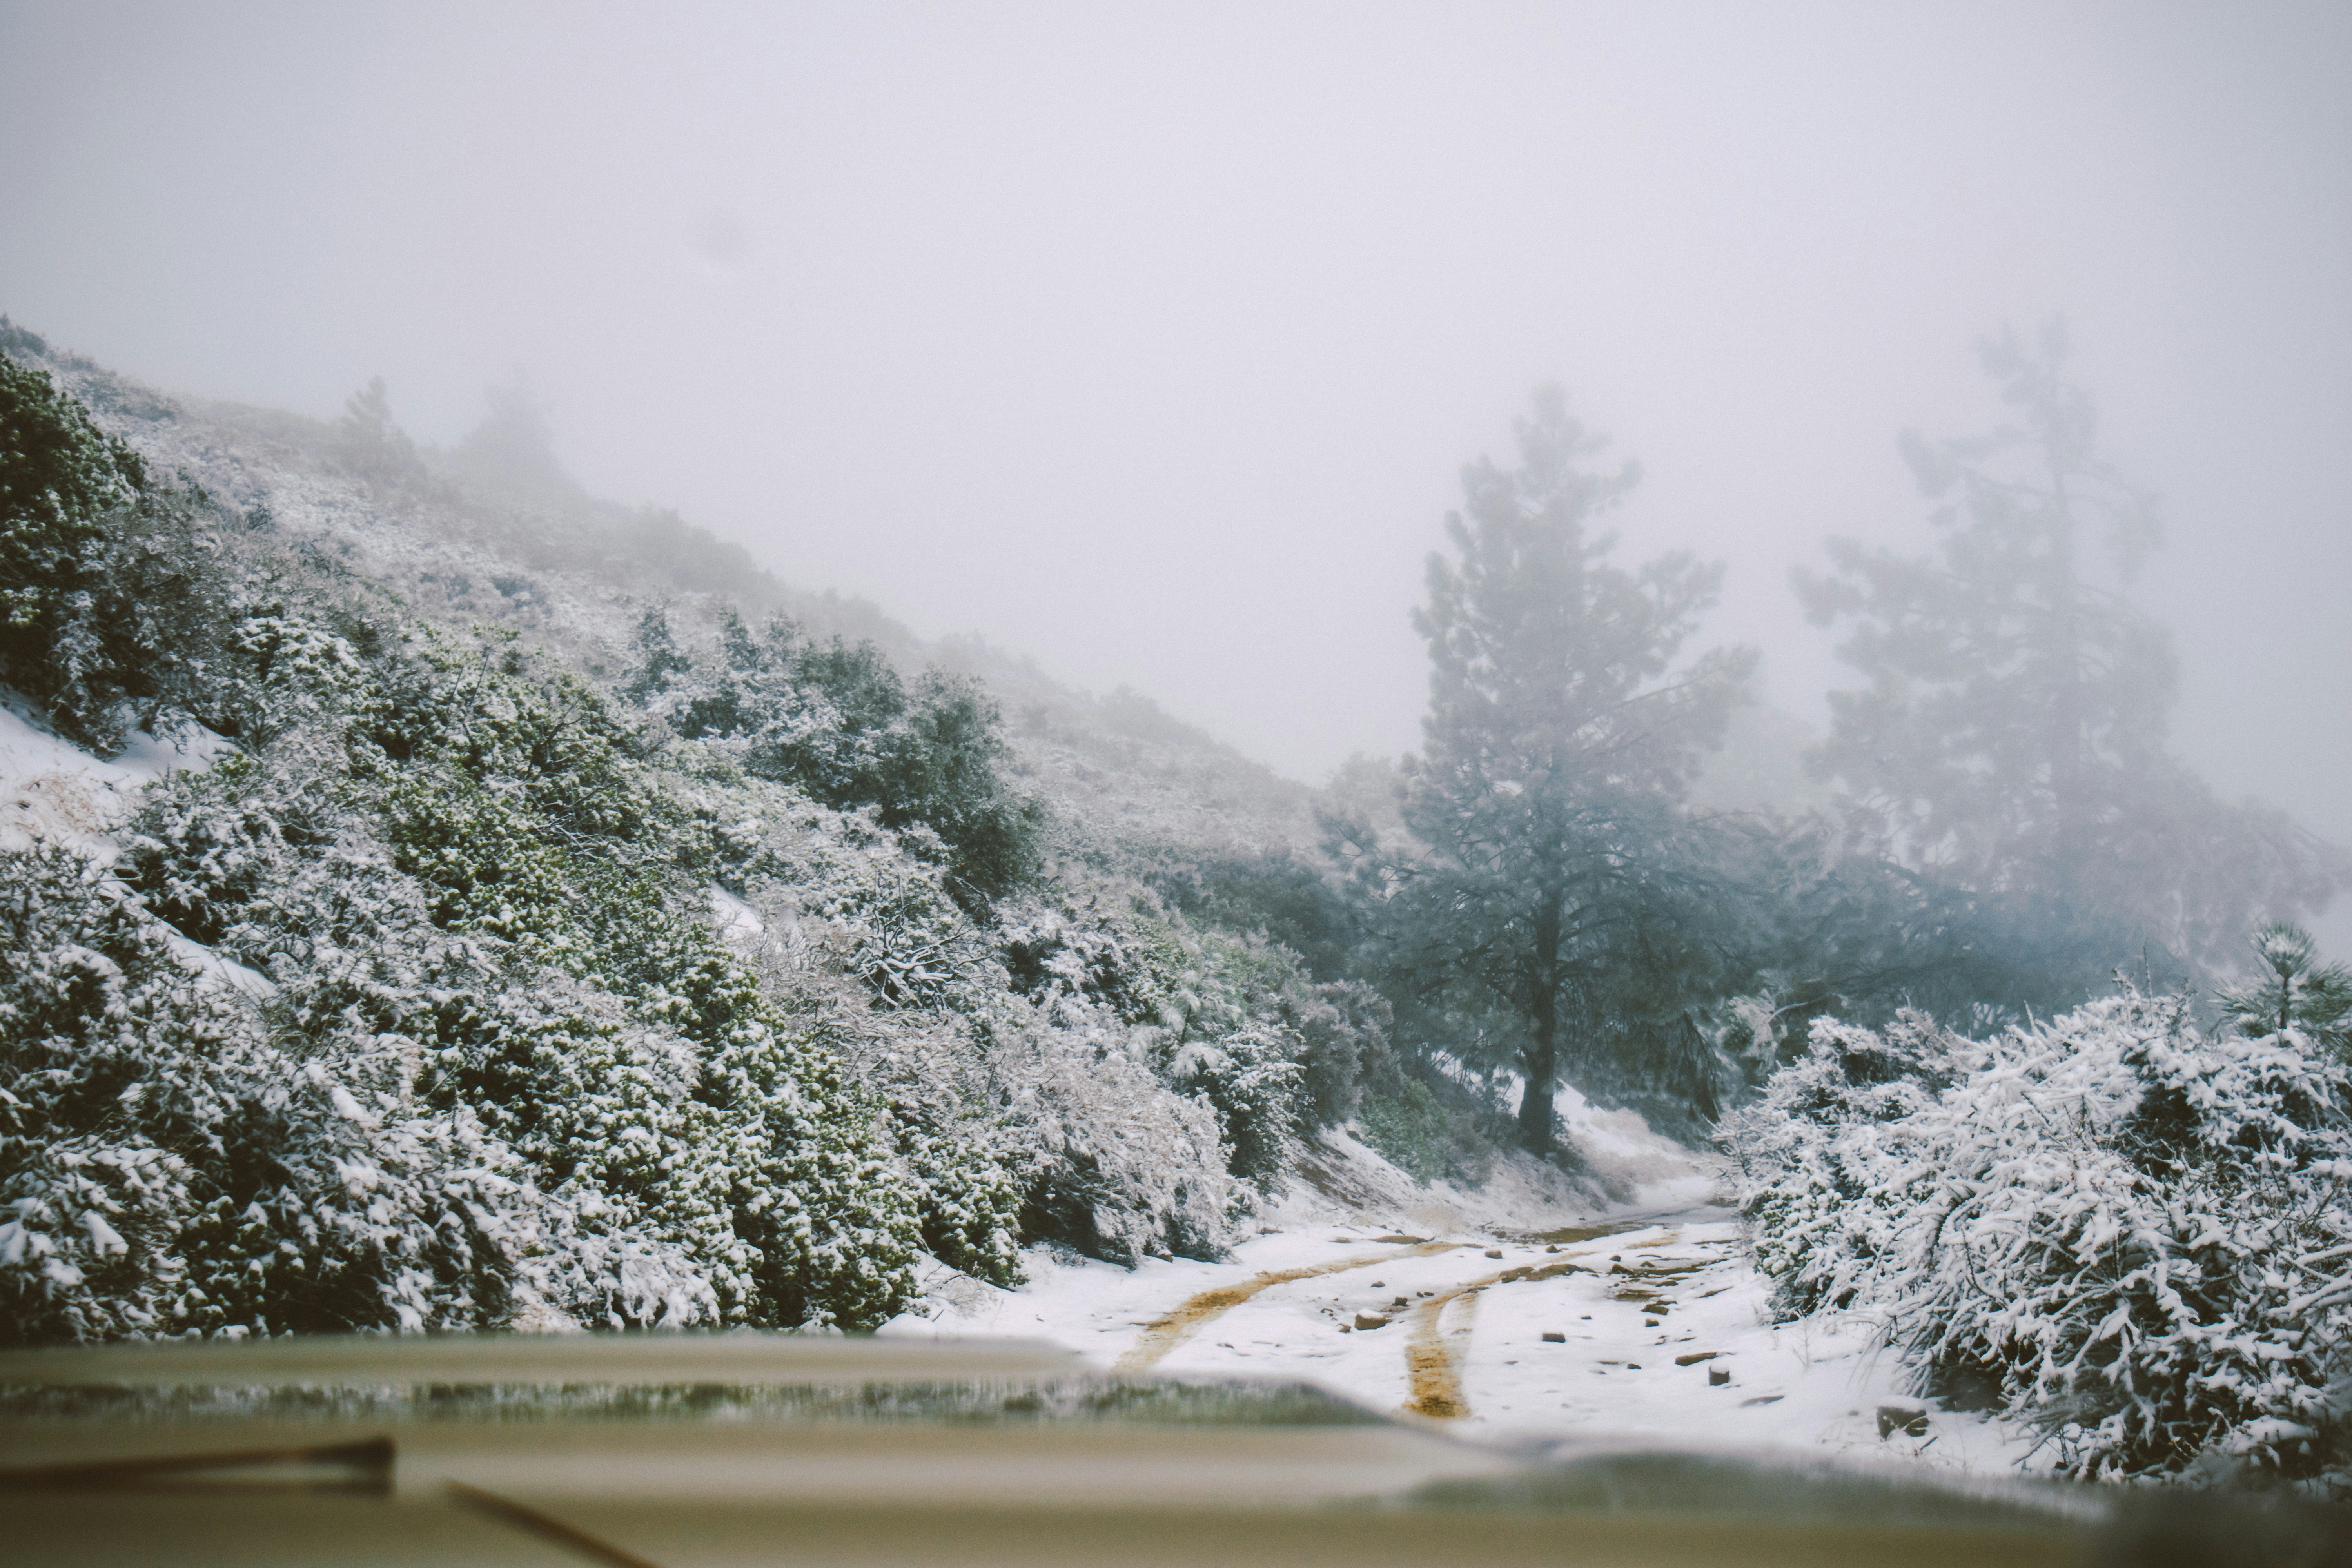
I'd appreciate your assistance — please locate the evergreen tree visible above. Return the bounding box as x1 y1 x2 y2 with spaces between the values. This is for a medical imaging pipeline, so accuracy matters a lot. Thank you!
2218 923 2352 1059
1798 321 2343 977
1798 320 2168 908
1349 387 1752 1152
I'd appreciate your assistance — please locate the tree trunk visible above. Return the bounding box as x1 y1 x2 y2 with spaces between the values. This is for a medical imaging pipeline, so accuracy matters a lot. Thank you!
1516 885 1564 1154
2045 470 2086 911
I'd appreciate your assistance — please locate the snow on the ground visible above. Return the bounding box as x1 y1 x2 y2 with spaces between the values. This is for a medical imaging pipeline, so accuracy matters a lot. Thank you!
0 696 231 857
886 1123 2043 1486
1 695 267 994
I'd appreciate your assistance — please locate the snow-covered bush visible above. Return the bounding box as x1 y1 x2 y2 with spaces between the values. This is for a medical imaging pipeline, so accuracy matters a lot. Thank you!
976 990 1233 1263
0 844 548 1341
1726 990 2352 1494
637 606 1043 910
78 614 937 1334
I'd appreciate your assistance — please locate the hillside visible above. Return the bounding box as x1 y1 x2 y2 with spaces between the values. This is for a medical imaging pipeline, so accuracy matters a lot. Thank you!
0 324 1604 1346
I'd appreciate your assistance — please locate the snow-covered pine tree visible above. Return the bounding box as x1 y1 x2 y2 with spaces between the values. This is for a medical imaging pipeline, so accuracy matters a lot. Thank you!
1344 386 1752 1152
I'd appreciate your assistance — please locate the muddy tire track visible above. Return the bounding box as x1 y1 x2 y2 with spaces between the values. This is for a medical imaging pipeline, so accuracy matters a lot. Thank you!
1402 1229 1689 1421
1112 1241 1463 1374
1403 1286 1482 1418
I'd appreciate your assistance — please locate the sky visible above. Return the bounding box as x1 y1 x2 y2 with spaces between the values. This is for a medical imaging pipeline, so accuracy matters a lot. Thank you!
3 1 2347 916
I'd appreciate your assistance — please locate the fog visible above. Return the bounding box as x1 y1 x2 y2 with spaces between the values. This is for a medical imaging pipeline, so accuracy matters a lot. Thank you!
4 1 2346 932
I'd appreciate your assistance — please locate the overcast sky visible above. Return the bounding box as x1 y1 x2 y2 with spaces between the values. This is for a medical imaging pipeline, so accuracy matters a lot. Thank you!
4 1 2347 900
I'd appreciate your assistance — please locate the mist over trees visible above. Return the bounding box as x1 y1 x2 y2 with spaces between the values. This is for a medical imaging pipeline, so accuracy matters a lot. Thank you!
1798 321 2346 991
1303 325 2348 1159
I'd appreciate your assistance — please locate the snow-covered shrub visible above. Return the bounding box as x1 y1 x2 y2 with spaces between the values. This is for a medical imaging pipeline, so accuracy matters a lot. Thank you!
1727 991 2352 1494
1719 1011 1960 1316
637 606 1043 910
102 618 937 1334
0 844 547 1341
977 991 1233 1262
1165 1023 1303 1188
1356 1077 1467 1186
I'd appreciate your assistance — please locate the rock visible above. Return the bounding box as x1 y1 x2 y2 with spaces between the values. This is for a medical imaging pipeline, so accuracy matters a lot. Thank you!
1626 1363 1642 1370
1338 1325 1351 1333
1354 1313 1391 1331
1643 1318 1659 1327
1484 1249 1504 1259
1541 1331 1566 1343
1876 1405 1930 1439
1740 1395 1784 1407
1709 1367 1731 1386
1673 1352 1720 1366
1545 1245 1561 1254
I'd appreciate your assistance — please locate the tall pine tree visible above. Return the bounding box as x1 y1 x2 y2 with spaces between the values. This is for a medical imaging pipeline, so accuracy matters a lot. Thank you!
1799 322 2343 978
1345 388 1751 1152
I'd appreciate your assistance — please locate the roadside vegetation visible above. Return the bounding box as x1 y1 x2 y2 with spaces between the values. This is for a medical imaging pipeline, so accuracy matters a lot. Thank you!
5 317 2348 1490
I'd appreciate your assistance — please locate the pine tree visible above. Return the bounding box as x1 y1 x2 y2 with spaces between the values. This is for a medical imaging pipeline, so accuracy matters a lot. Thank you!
2218 923 2352 1059
1798 320 2170 908
1798 322 2344 976
1363 387 1752 1152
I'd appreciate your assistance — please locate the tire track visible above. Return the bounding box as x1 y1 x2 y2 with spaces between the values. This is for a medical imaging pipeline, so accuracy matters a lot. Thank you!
1403 1229 1691 1421
1112 1240 1464 1374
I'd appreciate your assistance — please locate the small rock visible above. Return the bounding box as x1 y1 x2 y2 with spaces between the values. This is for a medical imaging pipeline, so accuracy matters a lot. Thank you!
1709 1367 1731 1386
1484 1249 1504 1259
1338 1325 1351 1333
1545 1245 1560 1254
1740 1395 1784 1406
1354 1312 1391 1331
1673 1352 1720 1366
1626 1363 1642 1370
1643 1318 1659 1327
1876 1405 1930 1439
1370 1280 1384 1287
1541 1331 1566 1343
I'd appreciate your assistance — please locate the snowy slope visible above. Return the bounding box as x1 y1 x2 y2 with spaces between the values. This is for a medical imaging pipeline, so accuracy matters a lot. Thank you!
0 697 226 858
1 697 266 997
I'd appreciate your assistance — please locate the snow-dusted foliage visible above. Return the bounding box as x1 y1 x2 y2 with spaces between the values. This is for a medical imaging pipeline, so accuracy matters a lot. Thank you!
1 845 539 1341
1725 991 2352 1494
2 342 1400 1346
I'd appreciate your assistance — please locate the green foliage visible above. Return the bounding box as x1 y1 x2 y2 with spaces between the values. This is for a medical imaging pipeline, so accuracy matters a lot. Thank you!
0 844 534 1343
640 608 1043 913
2220 924 2352 1060
0 352 234 749
1355 1078 1459 1186
107 617 929 1332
